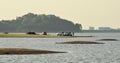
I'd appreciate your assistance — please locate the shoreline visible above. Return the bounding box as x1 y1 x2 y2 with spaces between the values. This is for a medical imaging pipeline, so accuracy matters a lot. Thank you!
0 34 93 38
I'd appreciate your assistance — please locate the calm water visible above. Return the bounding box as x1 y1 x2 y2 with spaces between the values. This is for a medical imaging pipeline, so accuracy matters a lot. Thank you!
0 33 120 63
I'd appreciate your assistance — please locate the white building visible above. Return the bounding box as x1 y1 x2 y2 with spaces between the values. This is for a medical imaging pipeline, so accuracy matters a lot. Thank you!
89 26 95 30
98 27 112 30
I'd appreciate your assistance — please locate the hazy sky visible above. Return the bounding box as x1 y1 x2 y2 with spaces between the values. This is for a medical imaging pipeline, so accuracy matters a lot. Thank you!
0 0 120 29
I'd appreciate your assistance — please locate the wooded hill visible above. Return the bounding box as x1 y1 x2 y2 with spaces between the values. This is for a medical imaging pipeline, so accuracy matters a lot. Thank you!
0 13 82 32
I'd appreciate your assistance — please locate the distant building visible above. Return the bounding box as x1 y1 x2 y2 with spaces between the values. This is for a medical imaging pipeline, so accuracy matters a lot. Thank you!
98 27 112 30
89 26 95 30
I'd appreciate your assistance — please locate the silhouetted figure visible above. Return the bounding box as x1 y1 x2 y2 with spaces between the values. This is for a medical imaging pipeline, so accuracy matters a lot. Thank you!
42 32 47 35
27 32 36 35
72 32 74 36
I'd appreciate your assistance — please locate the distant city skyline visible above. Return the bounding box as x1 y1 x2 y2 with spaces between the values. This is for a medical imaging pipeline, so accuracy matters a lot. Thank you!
0 0 120 29
88 26 120 30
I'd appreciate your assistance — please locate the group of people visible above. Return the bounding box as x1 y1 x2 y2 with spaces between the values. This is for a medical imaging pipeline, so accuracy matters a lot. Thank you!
57 32 74 36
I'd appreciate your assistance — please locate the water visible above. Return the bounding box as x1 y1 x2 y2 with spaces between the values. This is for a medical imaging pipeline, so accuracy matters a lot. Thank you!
0 33 120 63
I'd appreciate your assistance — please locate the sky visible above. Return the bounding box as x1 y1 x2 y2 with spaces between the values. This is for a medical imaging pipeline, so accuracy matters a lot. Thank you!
0 0 120 29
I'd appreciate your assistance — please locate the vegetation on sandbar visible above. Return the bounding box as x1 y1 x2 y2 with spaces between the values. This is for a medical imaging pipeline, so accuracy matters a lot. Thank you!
56 41 104 44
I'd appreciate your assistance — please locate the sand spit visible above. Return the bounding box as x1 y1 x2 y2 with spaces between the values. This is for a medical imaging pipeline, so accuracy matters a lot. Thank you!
73 36 94 37
0 48 67 55
97 39 119 41
56 41 104 44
